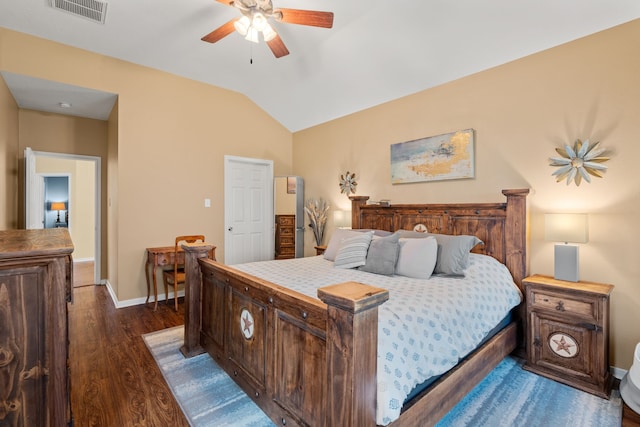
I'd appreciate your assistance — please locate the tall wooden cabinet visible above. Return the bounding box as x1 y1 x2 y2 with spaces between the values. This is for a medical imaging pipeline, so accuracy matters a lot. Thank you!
0 229 74 426
275 215 295 259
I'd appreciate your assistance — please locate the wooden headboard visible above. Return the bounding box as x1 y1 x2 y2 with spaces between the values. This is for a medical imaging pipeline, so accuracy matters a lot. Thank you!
349 188 529 291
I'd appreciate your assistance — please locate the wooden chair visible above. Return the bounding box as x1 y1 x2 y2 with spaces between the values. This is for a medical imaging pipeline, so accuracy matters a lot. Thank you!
163 235 205 311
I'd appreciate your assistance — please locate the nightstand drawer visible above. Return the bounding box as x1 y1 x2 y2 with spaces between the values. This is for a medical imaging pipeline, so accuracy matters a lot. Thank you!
529 289 599 321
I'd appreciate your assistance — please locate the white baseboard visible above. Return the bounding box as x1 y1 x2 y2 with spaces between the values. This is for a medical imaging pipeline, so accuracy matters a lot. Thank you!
611 366 627 380
73 257 95 263
101 280 185 309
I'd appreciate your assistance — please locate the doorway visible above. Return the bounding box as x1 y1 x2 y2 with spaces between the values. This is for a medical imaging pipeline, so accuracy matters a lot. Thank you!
25 148 102 286
224 155 274 265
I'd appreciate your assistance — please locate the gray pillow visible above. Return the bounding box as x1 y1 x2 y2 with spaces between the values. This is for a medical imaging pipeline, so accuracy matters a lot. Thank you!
359 233 400 275
429 233 483 276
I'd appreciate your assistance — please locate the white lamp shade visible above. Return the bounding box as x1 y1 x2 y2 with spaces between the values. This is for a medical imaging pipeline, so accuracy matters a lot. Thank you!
333 210 351 229
545 213 588 243
234 16 250 36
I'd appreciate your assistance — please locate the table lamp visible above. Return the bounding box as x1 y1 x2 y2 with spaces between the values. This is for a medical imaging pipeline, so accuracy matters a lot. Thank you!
333 210 351 229
545 213 588 282
51 202 66 225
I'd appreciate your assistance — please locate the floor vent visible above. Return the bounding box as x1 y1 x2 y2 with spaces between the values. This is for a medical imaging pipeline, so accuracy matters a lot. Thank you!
49 0 108 24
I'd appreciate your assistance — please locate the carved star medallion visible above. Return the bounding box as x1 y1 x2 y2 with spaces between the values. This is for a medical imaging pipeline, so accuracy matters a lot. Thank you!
240 308 254 340
549 332 578 358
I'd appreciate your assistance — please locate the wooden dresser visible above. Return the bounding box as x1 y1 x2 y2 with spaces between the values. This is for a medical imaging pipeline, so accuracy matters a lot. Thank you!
275 214 295 259
0 228 74 426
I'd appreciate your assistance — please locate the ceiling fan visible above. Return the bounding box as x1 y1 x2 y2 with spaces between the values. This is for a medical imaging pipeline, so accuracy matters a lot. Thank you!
201 0 334 58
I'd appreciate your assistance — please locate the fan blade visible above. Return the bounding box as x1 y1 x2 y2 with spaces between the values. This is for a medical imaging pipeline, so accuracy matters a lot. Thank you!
267 34 290 58
201 19 237 43
275 8 334 28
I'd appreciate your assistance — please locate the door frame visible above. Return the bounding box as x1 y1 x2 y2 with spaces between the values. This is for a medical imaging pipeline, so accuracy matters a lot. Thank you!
223 155 274 265
25 148 102 285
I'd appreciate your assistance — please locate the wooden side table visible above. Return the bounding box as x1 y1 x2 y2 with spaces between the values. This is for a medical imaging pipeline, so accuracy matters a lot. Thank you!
523 274 613 398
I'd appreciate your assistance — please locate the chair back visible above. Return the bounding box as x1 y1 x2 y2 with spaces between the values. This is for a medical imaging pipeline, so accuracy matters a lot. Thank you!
173 235 205 276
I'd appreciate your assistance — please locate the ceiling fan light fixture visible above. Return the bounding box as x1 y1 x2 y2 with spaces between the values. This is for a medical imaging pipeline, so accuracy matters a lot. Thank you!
234 16 250 35
262 24 276 41
245 26 260 43
252 12 268 31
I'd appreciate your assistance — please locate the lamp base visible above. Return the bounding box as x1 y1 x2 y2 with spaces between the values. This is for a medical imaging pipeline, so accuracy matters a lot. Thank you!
554 244 579 282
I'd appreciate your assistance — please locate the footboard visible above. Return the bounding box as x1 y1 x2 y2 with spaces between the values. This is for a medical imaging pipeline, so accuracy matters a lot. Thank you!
182 246 388 427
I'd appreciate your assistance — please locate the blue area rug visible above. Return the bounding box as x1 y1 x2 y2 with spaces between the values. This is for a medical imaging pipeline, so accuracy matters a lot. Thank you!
436 356 622 427
144 326 622 427
142 326 274 426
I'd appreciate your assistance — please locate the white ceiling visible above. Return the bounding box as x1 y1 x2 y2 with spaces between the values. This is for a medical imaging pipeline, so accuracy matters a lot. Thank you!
1 0 639 131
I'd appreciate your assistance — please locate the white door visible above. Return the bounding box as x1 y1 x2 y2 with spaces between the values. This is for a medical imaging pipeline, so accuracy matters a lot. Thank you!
224 156 274 265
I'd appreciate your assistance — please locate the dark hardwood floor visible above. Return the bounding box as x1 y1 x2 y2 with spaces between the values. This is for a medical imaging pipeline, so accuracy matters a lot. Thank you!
68 285 189 426
68 284 639 426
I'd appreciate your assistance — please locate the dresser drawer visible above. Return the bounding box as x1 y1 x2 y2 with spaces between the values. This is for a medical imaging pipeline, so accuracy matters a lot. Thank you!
279 227 293 236
277 216 295 226
529 288 599 321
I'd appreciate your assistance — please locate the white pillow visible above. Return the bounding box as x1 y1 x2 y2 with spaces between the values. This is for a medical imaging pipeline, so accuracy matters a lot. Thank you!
395 236 437 279
334 231 374 269
324 229 368 261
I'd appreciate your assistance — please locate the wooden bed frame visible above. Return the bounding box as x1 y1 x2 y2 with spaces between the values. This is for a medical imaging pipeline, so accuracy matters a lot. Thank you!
181 188 529 427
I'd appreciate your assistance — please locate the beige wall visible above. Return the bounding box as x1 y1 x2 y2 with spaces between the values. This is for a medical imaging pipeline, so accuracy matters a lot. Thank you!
275 176 296 215
293 20 640 369
0 76 18 229
1 28 293 302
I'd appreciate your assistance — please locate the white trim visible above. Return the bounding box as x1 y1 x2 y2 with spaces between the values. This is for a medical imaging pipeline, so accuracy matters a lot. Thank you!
26 148 102 285
612 366 627 380
103 279 186 309
73 257 95 263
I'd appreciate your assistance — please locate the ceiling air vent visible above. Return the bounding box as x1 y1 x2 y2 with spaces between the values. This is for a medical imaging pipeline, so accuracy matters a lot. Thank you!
49 0 108 24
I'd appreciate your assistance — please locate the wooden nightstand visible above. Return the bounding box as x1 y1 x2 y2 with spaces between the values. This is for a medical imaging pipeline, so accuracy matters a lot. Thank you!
523 274 614 398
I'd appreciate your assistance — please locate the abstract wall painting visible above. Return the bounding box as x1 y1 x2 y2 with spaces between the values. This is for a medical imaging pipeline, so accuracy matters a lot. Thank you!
390 129 475 184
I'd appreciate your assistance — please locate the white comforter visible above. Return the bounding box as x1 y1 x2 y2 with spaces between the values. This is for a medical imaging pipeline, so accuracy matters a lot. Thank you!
233 253 522 425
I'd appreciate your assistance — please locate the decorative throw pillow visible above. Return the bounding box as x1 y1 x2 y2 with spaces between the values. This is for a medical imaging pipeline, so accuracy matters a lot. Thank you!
323 229 364 261
334 231 374 269
429 233 483 276
359 233 400 275
395 236 438 279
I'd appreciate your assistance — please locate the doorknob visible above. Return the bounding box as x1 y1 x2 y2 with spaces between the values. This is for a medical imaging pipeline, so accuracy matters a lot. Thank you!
228 227 233 232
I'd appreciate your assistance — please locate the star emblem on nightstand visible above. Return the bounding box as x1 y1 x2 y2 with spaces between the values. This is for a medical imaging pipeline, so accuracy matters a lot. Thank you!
549 333 578 358
240 308 254 340
552 335 573 354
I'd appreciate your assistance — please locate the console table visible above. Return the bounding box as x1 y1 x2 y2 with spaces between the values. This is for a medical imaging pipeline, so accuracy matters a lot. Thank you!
145 245 216 311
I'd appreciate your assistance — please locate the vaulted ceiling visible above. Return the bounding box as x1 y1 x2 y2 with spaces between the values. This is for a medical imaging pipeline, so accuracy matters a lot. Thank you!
1 0 639 131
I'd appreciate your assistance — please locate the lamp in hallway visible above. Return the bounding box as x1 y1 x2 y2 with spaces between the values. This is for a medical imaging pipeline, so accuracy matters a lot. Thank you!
545 213 588 282
51 202 66 226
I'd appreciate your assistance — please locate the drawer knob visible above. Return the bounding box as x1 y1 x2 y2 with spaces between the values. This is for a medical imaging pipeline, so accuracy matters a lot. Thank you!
555 301 565 312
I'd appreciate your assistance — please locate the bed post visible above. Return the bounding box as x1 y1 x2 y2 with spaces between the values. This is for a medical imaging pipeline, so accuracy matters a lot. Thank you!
502 188 529 352
350 195 369 230
318 282 389 426
502 188 529 290
180 242 215 358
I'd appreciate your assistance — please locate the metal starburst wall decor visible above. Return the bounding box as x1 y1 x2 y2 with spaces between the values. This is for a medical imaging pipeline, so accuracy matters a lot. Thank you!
549 139 609 186
339 171 357 196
